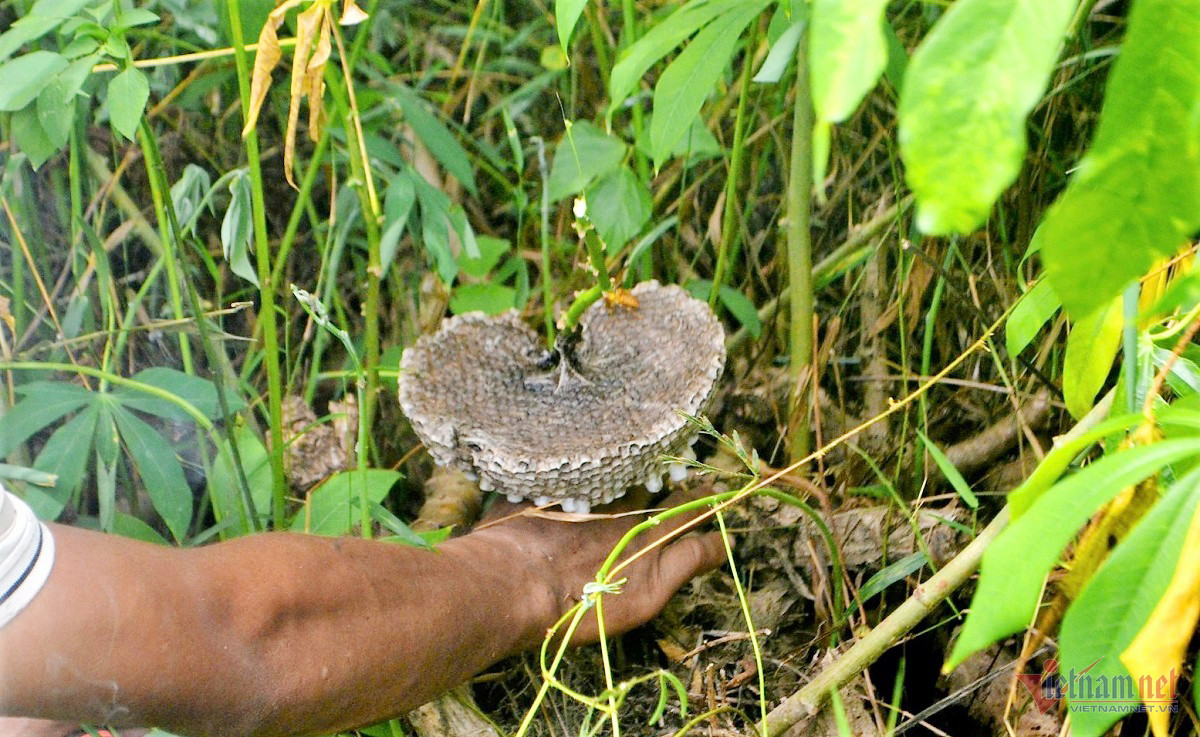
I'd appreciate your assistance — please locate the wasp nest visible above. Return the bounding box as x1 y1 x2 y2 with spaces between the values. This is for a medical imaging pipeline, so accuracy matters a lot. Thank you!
399 281 725 514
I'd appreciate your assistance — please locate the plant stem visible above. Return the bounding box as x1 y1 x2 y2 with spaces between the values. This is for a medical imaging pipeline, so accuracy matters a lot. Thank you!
786 33 814 463
226 0 288 529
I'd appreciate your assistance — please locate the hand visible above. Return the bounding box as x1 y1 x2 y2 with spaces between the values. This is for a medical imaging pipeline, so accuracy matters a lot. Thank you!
470 482 727 646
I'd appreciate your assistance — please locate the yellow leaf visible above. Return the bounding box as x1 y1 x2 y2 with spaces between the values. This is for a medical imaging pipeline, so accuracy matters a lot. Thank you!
339 0 369 25
241 17 283 137
1119 500 1200 737
305 13 332 143
284 2 326 188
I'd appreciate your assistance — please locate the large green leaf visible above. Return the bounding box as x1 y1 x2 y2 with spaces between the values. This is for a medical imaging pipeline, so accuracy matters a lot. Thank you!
0 381 94 457
449 283 518 315
585 165 651 248
12 104 57 169
379 173 415 274
0 51 67 111
291 469 401 536
1039 0 1200 318
898 0 1074 234
1062 297 1123 419
608 0 750 124
32 403 99 520
649 0 769 170
546 120 626 203
0 0 95 62
113 367 240 422
1059 469 1200 737
106 66 150 140
946 440 1200 670
809 0 888 124
113 405 192 543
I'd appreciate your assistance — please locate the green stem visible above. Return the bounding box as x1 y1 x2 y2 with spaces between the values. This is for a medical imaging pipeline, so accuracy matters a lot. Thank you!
135 126 193 374
786 33 814 463
226 0 287 529
535 137 556 342
1122 282 1139 413
709 16 761 308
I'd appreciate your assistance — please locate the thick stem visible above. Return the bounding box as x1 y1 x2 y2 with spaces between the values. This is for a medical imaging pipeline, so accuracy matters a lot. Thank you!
226 0 288 529
786 34 814 463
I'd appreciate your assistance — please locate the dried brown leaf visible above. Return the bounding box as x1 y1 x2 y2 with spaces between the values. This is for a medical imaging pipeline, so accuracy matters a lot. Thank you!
339 0 369 25
284 2 326 188
241 18 283 137
305 13 332 142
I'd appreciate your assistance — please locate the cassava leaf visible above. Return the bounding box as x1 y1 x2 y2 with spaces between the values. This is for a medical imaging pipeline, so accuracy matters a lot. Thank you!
809 0 889 124
1062 297 1123 419
946 439 1200 671
1039 0 1200 318
898 0 1074 234
112 405 192 543
1059 468 1200 737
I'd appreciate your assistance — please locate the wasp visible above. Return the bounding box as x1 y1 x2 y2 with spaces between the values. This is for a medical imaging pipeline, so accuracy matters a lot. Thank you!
602 287 639 311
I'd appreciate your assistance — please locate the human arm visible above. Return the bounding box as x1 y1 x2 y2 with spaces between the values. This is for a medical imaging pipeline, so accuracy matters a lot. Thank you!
0 487 723 737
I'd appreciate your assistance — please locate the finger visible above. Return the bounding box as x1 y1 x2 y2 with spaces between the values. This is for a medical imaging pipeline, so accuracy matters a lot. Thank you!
657 531 727 592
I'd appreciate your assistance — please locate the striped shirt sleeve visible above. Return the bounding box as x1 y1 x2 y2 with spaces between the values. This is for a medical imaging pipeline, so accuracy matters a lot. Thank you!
0 484 55 630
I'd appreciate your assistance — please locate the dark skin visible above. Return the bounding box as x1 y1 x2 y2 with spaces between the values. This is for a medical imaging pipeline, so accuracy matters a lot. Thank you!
0 486 724 737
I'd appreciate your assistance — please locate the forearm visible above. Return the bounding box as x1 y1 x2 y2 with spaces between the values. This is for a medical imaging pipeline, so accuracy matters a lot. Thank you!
0 524 556 737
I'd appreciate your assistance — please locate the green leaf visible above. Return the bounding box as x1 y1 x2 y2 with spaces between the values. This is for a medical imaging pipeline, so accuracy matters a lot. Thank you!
0 381 93 457
394 85 477 196
36 53 95 148
106 66 150 140
916 429 977 508
370 502 431 549
1005 279 1061 356
809 0 889 123
0 51 68 111
946 439 1200 670
634 117 721 161
449 283 518 316
207 423 271 537
1059 468 1200 737
546 120 626 203
410 170 458 285
11 104 57 168
849 551 927 614
0 0 95 62
649 0 769 170
458 235 510 278
33 403 100 520
1039 0 1200 318
380 173 416 274
116 8 160 29
1062 297 1123 419
112 405 192 543
113 511 169 545
753 19 803 84
1007 413 1143 518
220 170 259 287
291 469 400 536
608 0 751 123
113 367 239 421
898 0 1074 234
717 284 761 338
555 0 588 50
585 165 652 248
0 463 57 486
